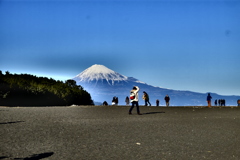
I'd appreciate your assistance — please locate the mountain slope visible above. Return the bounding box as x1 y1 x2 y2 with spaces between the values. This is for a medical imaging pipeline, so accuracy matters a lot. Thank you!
73 64 128 85
73 64 240 106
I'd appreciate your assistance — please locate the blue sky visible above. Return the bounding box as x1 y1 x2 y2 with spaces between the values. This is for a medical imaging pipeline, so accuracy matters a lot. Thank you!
1 0 240 96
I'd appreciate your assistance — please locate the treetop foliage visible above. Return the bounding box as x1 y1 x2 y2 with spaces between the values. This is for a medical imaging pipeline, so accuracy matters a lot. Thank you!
0 71 94 106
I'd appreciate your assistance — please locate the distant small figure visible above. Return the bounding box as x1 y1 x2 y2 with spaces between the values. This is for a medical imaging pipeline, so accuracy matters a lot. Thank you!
206 93 212 108
125 96 130 106
129 86 141 115
112 96 117 105
237 99 240 107
142 91 151 106
164 95 170 107
103 101 108 106
222 99 226 106
115 97 119 105
156 99 159 106
214 99 217 106
219 99 226 106
218 99 221 106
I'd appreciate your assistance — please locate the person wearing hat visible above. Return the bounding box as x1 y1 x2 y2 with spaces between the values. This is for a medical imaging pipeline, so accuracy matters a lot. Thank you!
129 86 141 115
142 91 151 106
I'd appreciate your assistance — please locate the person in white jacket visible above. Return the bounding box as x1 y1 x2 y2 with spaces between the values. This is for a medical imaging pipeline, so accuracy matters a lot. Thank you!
129 86 142 115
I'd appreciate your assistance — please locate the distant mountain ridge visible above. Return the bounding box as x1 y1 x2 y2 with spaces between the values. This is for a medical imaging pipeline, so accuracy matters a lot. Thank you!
74 64 128 85
73 64 240 106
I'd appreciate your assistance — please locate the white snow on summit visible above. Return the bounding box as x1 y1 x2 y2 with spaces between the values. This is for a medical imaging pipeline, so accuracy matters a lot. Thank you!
73 64 128 85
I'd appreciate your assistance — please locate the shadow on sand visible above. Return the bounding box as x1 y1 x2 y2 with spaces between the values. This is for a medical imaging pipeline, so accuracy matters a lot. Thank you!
0 121 25 125
0 152 54 160
142 111 165 115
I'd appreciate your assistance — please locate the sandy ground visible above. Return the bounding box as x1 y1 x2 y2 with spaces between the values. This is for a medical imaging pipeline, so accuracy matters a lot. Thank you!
0 106 240 160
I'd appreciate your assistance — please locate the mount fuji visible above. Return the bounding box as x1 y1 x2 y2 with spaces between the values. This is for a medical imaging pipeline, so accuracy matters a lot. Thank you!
73 64 240 106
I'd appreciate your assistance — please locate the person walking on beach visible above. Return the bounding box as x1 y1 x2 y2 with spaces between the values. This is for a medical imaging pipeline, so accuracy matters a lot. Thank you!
142 91 151 106
207 93 212 108
115 97 119 105
156 99 159 106
125 96 130 106
112 97 116 105
222 99 226 106
237 99 240 107
103 101 108 106
164 95 170 107
129 86 141 115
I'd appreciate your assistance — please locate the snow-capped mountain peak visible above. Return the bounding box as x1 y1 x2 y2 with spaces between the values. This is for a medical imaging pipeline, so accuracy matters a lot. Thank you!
73 64 128 85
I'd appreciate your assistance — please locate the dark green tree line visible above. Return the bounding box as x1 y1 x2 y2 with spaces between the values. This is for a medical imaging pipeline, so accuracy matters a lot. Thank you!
0 71 94 106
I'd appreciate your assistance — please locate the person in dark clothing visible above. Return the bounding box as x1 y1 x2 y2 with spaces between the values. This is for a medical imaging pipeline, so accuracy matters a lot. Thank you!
156 99 159 106
142 91 151 106
125 96 130 105
214 99 217 106
112 97 117 105
220 99 225 106
164 95 170 107
222 99 226 106
237 99 240 107
115 97 119 105
103 101 108 106
207 93 212 108
220 99 223 106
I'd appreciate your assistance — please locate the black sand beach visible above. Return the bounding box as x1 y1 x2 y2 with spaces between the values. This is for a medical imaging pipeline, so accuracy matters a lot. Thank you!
1 106 239 160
